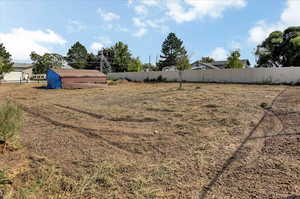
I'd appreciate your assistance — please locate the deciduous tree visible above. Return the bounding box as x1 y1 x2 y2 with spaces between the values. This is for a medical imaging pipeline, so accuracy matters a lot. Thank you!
227 50 243 69
0 43 13 77
176 55 191 89
200 56 215 63
128 57 143 72
30 52 64 74
111 42 132 72
255 26 300 67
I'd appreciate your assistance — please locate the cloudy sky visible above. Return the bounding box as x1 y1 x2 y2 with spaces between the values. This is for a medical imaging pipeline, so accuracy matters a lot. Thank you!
0 0 299 65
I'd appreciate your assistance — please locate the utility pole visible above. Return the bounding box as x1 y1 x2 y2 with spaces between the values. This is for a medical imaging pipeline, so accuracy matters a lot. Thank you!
99 51 104 72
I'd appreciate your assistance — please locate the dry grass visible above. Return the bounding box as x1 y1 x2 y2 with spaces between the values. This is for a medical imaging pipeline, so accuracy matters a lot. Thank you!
0 82 298 198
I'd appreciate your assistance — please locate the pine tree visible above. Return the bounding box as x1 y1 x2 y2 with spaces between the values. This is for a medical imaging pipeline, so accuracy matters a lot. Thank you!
0 43 13 77
158 33 187 70
66 42 88 69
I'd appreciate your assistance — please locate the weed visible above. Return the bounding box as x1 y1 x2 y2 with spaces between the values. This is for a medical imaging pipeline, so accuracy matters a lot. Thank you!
260 102 272 110
0 100 22 153
0 169 11 185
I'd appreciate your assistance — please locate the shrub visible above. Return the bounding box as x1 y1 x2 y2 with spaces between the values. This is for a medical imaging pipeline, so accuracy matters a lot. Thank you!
144 75 167 83
0 100 22 153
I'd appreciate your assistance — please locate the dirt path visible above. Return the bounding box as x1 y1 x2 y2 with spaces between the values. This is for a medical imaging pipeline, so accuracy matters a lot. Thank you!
199 87 300 199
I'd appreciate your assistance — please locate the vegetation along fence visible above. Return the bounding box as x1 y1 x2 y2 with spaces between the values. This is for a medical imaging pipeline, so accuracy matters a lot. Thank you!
108 67 300 85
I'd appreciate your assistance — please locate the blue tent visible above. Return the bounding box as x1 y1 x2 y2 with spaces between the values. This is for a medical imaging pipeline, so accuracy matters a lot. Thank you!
46 69 62 89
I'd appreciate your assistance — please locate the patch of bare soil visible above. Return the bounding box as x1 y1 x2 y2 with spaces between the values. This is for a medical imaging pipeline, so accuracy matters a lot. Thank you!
200 87 300 199
1 82 298 198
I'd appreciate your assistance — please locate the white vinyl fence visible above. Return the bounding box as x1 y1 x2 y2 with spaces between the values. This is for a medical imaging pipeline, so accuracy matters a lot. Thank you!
109 67 300 84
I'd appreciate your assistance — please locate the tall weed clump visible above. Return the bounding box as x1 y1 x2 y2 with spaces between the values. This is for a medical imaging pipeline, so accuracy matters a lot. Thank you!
0 100 22 153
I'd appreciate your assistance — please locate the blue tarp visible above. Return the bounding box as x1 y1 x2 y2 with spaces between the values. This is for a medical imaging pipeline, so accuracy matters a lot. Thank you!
46 69 62 89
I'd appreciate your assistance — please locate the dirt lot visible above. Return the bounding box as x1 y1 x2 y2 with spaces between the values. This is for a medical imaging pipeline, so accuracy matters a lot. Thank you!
0 82 300 199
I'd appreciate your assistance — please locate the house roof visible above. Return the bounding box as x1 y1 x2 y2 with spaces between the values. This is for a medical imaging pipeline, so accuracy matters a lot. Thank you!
192 59 251 68
211 59 251 66
51 69 106 78
193 62 220 70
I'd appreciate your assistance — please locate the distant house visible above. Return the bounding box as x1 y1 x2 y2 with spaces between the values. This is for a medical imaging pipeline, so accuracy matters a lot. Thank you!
192 62 220 70
162 65 177 72
212 60 251 69
3 63 33 81
47 69 107 89
192 59 251 69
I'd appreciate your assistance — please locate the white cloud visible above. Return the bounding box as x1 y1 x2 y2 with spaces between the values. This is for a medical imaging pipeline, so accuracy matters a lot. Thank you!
102 24 129 32
281 0 300 25
133 17 146 27
97 36 112 45
66 20 86 33
90 42 104 53
211 47 227 60
248 0 300 45
90 36 113 53
166 0 246 23
248 21 284 44
97 8 120 21
229 41 242 50
129 0 246 24
0 27 66 60
133 28 148 37
134 5 148 15
129 0 160 6
132 17 169 36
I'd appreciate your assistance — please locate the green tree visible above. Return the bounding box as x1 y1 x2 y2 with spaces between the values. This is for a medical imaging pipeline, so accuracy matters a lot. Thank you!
66 42 88 69
128 57 143 72
111 42 132 72
255 26 300 67
0 43 13 77
142 63 158 71
158 33 188 70
30 52 64 74
85 53 98 70
200 56 215 63
176 55 191 89
255 31 283 67
227 50 243 69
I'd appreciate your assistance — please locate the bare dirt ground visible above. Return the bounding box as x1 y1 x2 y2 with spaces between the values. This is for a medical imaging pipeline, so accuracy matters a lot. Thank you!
0 82 299 199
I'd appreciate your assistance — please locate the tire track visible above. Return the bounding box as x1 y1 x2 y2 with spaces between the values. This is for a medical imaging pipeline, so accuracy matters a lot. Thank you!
198 87 288 199
15 103 138 156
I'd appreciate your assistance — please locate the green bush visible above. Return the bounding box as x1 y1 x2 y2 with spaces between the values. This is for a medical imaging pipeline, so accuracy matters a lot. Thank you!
144 75 167 83
0 100 22 153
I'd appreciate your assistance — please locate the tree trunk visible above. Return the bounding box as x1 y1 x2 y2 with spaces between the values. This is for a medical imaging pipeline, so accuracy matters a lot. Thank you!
178 70 183 89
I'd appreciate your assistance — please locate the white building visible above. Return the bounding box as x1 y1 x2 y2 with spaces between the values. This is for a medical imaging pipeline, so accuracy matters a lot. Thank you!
3 63 33 82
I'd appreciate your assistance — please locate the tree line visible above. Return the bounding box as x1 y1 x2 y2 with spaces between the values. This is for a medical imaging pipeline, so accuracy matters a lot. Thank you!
30 41 144 74
2 26 300 77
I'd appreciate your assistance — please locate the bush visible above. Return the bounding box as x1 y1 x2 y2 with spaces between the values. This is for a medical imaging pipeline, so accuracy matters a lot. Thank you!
144 75 167 83
0 100 22 153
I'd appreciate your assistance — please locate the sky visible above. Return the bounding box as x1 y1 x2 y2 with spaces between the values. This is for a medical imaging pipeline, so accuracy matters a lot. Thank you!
0 0 299 66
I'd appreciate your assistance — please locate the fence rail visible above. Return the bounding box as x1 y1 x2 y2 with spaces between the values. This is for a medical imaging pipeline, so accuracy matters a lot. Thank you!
108 67 300 85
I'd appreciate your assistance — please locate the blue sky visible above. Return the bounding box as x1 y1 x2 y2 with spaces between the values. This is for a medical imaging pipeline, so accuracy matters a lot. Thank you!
0 0 298 66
